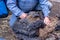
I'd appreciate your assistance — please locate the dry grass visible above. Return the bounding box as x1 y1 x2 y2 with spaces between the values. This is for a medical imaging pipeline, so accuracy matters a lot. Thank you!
39 16 58 39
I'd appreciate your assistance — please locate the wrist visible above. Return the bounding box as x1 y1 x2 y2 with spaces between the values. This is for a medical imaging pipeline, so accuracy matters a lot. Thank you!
45 16 48 18
45 16 49 18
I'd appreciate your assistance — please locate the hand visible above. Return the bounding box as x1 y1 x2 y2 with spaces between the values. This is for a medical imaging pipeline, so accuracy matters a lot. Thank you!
44 17 51 25
20 13 27 19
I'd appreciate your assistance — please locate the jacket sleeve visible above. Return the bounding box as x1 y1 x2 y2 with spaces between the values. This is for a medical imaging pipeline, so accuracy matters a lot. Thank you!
39 0 52 17
7 0 24 16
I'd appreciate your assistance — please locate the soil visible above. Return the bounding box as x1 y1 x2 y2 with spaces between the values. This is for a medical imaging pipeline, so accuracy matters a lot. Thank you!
0 0 60 40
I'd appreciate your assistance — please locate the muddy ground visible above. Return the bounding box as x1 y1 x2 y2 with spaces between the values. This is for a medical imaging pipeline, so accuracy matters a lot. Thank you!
0 0 60 40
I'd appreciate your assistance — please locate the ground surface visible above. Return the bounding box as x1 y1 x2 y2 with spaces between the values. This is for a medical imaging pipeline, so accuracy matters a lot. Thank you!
0 0 60 40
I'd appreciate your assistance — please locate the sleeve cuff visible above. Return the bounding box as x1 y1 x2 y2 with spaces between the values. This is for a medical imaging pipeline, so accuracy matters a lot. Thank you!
44 10 50 17
17 11 24 16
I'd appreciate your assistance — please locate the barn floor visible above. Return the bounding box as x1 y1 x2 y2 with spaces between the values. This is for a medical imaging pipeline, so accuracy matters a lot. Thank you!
0 0 60 40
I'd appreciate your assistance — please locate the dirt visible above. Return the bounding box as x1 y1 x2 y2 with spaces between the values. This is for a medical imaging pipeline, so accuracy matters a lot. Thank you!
0 1 60 40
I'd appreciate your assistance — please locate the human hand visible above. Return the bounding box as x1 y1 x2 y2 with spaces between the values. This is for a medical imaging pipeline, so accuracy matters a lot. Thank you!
44 17 51 25
20 13 27 19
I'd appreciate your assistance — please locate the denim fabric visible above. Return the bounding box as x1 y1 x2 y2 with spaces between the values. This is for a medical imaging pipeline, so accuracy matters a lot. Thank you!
0 37 5 40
